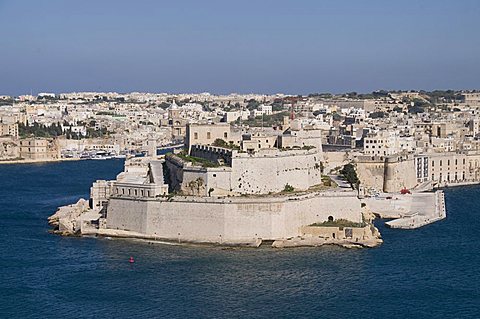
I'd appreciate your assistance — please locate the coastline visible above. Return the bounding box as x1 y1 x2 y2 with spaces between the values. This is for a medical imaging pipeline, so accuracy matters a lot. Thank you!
0 157 83 165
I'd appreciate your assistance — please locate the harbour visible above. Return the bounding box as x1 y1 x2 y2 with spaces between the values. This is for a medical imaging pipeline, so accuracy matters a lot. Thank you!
0 160 479 318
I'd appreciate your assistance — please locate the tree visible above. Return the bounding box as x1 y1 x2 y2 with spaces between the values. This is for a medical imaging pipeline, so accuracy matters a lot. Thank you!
340 163 360 190
212 138 228 148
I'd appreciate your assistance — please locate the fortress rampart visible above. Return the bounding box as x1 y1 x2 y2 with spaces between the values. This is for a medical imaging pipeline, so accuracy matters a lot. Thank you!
106 192 363 244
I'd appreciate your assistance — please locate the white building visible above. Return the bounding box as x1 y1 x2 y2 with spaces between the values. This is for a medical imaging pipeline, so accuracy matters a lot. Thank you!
364 130 415 156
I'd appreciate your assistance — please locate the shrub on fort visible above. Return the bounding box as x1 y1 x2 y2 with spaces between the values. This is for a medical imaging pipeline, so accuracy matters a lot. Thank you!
212 138 240 150
283 184 294 192
310 219 366 228
212 138 228 148
321 175 332 187
176 152 219 168
301 145 315 150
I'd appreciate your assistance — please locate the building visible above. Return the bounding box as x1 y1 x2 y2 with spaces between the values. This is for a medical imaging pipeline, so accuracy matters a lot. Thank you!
185 123 241 153
0 121 18 138
463 93 480 106
363 131 415 156
19 138 60 160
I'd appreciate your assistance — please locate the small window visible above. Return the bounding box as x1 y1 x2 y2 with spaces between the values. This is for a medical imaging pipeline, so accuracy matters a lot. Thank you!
194 132 198 139
207 132 211 139
213 174 216 177
224 132 228 138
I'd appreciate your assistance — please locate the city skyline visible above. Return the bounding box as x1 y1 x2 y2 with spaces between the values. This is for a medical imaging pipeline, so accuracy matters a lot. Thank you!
1 0 479 95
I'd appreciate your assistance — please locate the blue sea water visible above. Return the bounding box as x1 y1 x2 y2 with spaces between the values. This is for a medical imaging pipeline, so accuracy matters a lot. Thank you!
1 160 480 319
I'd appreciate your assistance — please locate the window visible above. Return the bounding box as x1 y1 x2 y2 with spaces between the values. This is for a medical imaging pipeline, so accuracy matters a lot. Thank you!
432 160 434 167
224 132 228 138
213 174 216 177
207 132 211 139
194 132 198 139
440 160 442 166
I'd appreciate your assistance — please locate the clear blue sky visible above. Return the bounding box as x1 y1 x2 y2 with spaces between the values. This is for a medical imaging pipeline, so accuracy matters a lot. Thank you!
1 0 479 95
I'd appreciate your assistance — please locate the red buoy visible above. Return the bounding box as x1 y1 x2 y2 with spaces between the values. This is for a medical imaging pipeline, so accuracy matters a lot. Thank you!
129 256 135 263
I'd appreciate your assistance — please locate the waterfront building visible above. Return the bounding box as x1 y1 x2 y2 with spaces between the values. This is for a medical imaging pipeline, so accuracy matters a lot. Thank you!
19 138 60 161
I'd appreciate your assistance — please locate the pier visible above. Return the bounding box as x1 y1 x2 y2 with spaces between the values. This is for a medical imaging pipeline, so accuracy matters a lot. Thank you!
385 190 446 229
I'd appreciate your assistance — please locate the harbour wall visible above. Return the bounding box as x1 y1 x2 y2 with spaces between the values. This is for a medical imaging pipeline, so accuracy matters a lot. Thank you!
106 192 362 244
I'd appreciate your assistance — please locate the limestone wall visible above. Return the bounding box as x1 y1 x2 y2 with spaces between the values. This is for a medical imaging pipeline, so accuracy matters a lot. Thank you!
231 150 322 194
164 155 184 192
383 156 417 192
356 154 417 193
106 199 149 233
356 160 385 192
165 150 323 195
106 193 362 244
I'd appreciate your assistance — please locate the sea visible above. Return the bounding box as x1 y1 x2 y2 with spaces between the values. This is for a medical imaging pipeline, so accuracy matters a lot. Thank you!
1 159 479 319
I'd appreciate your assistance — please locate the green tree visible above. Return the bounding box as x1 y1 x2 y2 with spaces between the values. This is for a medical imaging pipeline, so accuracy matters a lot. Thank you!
340 163 360 190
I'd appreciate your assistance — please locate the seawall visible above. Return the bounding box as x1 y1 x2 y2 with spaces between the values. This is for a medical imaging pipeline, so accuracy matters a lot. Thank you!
106 192 363 244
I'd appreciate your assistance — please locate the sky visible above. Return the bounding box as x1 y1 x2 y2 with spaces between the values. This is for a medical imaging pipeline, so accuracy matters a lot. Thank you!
0 0 479 95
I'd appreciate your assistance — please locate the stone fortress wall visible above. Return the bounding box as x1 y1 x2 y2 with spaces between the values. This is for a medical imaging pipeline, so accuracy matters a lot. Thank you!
356 154 418 193
230 148 322 194
357 151 480 192
166 146 323 195
106 192 363 244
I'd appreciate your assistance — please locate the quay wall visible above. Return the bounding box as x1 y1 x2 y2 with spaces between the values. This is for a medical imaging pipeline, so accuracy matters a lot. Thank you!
106 193 362 243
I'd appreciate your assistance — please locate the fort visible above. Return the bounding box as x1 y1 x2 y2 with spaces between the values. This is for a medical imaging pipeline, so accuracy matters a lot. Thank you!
48 121 448 248
49 121 385 248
